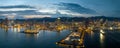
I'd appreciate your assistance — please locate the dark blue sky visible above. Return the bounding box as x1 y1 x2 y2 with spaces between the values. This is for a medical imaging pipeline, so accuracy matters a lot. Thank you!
0 0 119 19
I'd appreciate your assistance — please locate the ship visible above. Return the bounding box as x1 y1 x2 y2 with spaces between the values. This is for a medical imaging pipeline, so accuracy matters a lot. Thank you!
21 26 39 34
21 29 39 34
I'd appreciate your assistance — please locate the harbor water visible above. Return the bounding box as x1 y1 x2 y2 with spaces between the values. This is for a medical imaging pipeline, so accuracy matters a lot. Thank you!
0 28 120 48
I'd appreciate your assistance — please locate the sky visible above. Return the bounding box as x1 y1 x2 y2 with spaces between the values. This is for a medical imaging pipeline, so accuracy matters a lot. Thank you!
0 0 119 19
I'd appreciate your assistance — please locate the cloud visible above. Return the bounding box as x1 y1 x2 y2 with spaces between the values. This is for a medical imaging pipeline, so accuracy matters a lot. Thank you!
0 5 36 14
37 9 56 14
0 3 100 19
56 2 97 14
0 5 38 15
0 5 56 15
24 15 51 19
78 0 120 17
0 8 36 11
0 5 34 9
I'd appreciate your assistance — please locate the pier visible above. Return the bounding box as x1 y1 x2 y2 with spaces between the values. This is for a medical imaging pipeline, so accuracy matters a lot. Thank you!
56 30 85 48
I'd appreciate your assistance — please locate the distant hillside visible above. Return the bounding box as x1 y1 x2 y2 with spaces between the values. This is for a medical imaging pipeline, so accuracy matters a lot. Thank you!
0 16 120 22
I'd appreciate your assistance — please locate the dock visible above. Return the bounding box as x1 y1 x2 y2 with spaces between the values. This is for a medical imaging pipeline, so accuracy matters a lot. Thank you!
56 31 85 48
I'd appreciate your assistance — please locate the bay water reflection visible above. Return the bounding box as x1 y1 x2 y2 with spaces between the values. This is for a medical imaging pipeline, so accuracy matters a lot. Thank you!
84 30 120 48
0 28 70 48
0 27 120 48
